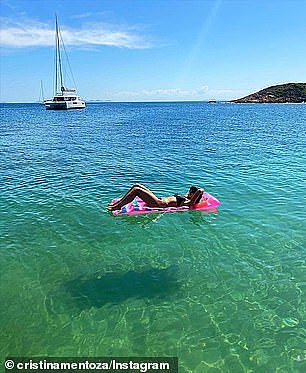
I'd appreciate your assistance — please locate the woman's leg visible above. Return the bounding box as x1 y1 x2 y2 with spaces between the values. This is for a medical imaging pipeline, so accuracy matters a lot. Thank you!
108 185 166 211
133 183 153 193
108 184 139 206
108 184 153 206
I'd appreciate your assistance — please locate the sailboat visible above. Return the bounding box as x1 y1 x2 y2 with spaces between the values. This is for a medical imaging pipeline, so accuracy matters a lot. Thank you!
44 17 85 110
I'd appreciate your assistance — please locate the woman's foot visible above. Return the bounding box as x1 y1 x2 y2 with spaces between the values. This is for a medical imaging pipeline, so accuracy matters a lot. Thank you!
107 204 120 211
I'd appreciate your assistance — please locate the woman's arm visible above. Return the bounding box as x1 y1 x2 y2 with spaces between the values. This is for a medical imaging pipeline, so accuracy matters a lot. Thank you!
187 188 204 206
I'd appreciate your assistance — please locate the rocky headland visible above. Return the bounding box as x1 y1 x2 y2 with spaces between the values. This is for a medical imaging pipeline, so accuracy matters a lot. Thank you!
231 83 306 103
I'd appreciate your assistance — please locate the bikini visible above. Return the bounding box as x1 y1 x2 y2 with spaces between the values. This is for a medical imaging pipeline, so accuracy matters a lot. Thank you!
174 194 188 207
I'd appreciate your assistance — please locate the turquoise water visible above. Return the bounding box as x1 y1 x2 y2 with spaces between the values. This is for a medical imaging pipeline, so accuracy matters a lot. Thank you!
0 102 305 372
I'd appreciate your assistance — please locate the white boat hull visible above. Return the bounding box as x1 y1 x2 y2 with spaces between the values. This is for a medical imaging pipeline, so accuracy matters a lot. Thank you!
44 97 85 110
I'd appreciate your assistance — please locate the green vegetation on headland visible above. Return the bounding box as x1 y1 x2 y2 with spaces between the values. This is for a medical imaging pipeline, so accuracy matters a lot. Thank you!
231 83 306 103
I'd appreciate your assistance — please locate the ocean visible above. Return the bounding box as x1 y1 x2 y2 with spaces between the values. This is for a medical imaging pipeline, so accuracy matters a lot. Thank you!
0 102 305 372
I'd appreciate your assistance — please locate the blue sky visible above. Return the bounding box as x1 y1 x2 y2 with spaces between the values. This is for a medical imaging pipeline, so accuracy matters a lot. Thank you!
1 0 305 102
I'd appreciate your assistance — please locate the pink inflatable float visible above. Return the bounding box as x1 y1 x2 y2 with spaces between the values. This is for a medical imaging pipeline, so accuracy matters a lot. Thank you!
111 192 220 216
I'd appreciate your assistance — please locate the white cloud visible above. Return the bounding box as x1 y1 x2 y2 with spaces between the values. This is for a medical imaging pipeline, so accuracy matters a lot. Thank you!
145 86 209 96
114 86 209 98
0 18 151 49
110 86 246 101
70 13 93 20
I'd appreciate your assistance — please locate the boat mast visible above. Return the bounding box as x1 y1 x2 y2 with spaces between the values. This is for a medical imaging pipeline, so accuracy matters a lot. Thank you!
55 16 64 94
39 80 45 102
54 18 58 96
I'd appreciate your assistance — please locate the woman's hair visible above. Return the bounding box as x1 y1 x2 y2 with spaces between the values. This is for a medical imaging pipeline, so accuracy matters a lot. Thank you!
189 186 203 203
189 186 198 194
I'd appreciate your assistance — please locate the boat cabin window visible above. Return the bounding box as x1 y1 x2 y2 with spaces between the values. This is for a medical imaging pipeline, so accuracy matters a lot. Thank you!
64 97 76 101
54 96 77 101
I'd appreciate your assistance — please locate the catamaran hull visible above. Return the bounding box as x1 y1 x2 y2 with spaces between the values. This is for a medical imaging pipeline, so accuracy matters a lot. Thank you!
45 100 85 110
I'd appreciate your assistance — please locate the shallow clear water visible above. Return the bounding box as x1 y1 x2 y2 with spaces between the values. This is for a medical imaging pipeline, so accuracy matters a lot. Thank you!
0 102 305 372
